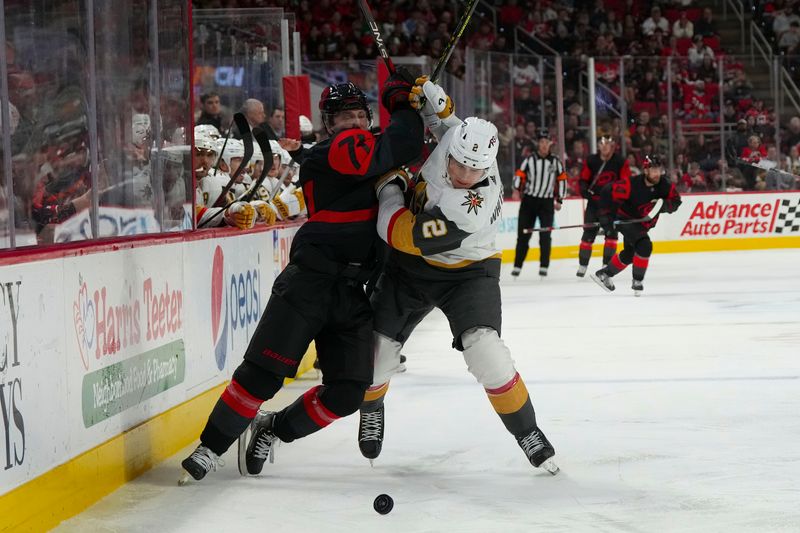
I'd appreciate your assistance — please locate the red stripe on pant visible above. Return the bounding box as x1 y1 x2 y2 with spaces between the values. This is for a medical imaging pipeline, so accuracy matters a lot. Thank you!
633 254 650 269
302 385 340 428
579 241 593 250
611 254 628 272
604 239 618 249
221 379 264 418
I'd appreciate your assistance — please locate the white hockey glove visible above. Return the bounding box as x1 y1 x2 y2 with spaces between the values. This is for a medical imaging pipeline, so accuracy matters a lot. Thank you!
375 168 412 199
271 186 306 220
223 201 256 229
251 200 277 225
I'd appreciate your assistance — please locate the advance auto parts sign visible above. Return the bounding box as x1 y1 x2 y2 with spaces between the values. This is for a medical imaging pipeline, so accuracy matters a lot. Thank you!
678 195 800 238
72 270 186 428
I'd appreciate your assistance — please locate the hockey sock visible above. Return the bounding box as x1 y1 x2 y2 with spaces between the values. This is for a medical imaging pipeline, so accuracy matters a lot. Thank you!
604 254 629 277
632 254 650 281
362 381 389 412
602 238 618 265
539 233 552 268
485 373 538 437
514 235 531 269
578 240 593 266
200 361 284 456
273 381 367 442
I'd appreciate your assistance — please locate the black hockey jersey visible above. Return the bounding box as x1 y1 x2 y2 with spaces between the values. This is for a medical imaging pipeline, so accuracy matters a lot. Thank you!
600 173 682 230
579 153 630 203
293 108 423 264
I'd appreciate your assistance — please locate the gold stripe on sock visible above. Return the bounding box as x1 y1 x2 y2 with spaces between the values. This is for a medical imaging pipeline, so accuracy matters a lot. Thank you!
364 382 389 402
487 378 529 415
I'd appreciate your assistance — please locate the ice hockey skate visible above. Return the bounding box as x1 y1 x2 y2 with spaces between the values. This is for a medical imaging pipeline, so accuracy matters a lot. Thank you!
632 279 643 297
179 445 223 485
511 266 521 279
576 265 587 277
358 406 384 465
539 266 548 277
239 410 278 476
590 269 615 292
517 426 559 475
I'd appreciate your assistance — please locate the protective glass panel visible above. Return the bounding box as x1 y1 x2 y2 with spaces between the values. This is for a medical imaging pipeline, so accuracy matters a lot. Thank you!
5 0 93 246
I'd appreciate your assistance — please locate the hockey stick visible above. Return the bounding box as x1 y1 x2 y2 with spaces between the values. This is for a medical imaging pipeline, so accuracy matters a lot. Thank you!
430 0 479 83
523 199 664 234
357 0 395 73
209 113 254 210
199 127 272 228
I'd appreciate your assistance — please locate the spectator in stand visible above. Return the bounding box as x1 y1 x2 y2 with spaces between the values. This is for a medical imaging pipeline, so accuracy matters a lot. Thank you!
723 99 738 123
786 145 800 176
689 133 719 172
727 118 751 162
779 21 800 52
681 162 709 192
262 107 285 140
773 7 800 39
673 10 694 39
642 6 670 36
603 11 623 39
785 116 800 153
688 34 715 68
754 113 775 141
627 153 642 176
636 70 663 102
500 0 524 30
469 19 496 50
197 92 224 134
513 56 541 86
694 7 717 37
741 135 767 164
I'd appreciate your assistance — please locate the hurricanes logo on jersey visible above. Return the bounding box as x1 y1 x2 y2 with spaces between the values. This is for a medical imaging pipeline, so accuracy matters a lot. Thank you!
461 190 484 215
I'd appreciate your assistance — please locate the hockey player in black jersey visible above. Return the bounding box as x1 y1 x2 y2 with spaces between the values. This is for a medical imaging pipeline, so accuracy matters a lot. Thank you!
181 75 424 482
590 155 682 296
577 132 631 277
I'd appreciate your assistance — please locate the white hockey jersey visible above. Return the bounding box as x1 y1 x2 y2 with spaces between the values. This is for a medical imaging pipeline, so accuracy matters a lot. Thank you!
377 126 504 268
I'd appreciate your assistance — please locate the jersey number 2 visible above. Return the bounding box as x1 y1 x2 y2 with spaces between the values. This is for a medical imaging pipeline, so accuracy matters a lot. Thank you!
422 219 447 238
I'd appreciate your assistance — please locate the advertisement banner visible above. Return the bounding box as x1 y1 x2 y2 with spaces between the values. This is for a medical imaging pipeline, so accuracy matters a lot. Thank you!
0 260 68 495
64 243 187 454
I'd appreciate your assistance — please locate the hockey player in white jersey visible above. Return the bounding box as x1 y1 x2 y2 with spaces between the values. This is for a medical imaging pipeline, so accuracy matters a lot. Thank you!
194 134 256 229
357 78 558 475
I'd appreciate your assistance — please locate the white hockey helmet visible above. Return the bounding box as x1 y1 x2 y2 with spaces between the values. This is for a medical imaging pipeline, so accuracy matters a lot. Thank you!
159 145 188 165
194 134 218 154
280 147 292 166
448 117 499 170
299 114 313 135
194 124 221 140
251 142 264 162
217 138 245 168
132 114 151 146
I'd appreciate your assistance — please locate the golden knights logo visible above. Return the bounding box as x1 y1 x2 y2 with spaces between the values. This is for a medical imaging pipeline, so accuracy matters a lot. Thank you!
461 190 484 215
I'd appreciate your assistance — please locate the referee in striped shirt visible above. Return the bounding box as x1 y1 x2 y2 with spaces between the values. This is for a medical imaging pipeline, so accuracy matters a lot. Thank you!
512 128 568 278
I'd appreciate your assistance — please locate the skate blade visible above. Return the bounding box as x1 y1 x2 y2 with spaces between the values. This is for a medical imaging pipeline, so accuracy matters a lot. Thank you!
369 459 375 467
634 291 642 297
589 273 614 292
178 472 192 486
540 458 560 476
237 427 249 476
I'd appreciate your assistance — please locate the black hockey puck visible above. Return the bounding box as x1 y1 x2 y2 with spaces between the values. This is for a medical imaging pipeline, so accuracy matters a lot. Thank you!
373 494 394 514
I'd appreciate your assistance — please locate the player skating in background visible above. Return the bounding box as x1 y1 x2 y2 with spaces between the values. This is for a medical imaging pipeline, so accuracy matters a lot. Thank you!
182 74 423 483
355 78 558 475
590 155 682 295
577 132 631 277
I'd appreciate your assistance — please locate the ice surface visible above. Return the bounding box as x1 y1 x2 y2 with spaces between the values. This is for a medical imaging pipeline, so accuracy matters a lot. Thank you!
56 250 800 532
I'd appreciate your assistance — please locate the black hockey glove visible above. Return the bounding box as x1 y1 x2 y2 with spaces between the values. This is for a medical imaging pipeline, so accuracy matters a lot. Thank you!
381 68 415 114
598 214 614 234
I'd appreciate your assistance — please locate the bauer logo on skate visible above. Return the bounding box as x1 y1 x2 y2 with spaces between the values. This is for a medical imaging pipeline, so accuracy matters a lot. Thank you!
210 245 261 371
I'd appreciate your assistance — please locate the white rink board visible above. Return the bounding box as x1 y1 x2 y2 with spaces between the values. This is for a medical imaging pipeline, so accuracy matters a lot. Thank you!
497 192 800 251
0 227 295 497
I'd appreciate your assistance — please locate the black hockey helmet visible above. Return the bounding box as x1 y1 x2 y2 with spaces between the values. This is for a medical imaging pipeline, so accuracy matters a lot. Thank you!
319 82 373 133
536 127 550 139
643 154 664 169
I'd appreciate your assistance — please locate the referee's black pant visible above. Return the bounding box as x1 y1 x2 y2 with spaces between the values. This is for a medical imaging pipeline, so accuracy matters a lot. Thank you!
515 195 555 269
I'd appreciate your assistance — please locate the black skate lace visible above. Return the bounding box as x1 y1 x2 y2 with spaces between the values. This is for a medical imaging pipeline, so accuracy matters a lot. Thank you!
359 410 383 441
191 446 221 472
519 430 545 458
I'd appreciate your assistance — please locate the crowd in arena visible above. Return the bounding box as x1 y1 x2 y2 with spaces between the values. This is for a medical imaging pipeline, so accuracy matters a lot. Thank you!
192 0 800 199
